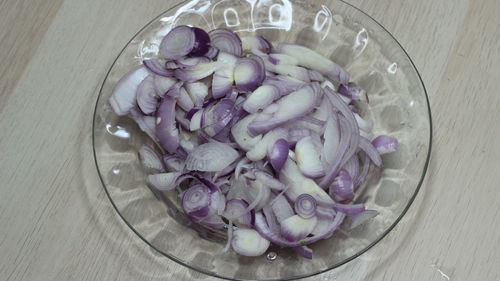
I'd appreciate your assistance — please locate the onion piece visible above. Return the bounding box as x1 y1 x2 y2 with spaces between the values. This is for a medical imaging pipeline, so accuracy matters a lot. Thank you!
231 228 270 257
263 205 280 233
330 170 354 202
202 98 235 137
247 83 320 135
280 158 335 206
182 184 211 218
274 43 349 84
189 110 203 131
136 75 159 114
280 215 317 241
268 53 299 65
109 66 149 115
270 65 311 83
372 135 399 154
354 113 374 133
185 142 239 172
212 52 238 98
143 59 174 77
190 27 211 56
138 144 164 173
234 55 266 91
153 75 177 96
175 61 219 82
254 169 286 191
270 193 294 223
331 202 365 216
156 96 179 154
129 109 159 143
162 155 184 172
208 28 243 57
294 194 318 219
247 180 271 211
263 75 306 96
267 138 289 172
359 137 382 167
160 25 196 60
205 46 219 59
242 85 280 113
338 82 366 101
246 128 288 161
241 35 272 53
176 87 194 112
343 155 360 181
315 206 336 220
349 209 379 230
288 128 311 146
231 115 262 151
223 199 254 227
295 136 325 178
308 70 325 82
185 82 208 107
254 211 345 247
147 172 181 191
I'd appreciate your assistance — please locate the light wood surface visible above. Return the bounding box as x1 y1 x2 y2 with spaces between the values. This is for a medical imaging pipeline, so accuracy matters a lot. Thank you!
1 0 499 280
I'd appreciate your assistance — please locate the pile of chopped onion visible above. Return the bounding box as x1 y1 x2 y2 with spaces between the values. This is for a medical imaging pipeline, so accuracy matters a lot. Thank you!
110 25 399 259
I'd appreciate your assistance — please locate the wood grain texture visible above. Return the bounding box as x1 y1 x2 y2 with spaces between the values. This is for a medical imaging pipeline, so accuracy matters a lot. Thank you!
0 0 499 280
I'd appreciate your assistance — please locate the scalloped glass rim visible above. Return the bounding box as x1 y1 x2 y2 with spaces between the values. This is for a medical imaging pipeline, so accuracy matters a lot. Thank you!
92 0 432 280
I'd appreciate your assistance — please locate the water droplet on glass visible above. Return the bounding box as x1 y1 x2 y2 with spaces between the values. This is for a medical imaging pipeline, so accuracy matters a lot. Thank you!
266 251 277 261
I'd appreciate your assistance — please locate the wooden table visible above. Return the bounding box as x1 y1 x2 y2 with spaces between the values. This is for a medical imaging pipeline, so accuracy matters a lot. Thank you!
1 0 499 280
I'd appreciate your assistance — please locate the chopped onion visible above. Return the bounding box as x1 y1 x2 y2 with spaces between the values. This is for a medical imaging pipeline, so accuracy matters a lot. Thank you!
294 194 318 219
109 66 149 115
154 75 177 96
280 215 317 241
156 96 179 154
175 61 218 82
372 135 399 154
267 138 289 172
160 25 196 60
243 85 280 113
212 52 238 98
190 27 211 56
234 55 266 91
349 209 379 229
143 59 174 77
231 115 262 151
147 172 181 191
185 82 208 107
185 142 239 172
295 136 325 178
231 228 270 257
138 144 164 173
223 199 254 227
330 169 354 202
247 128 288 161
338 82 366 101
209 28 243 57
359 137 382 167
271 194 294 223
241 35 272 53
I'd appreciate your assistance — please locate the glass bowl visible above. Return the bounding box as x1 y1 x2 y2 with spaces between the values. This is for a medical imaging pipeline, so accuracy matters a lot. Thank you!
92 0 432 280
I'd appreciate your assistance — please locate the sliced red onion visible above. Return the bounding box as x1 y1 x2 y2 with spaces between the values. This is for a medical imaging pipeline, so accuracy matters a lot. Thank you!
156 96 179 154
354 152 370 190
109 66 149 115
185 82 208 107
231 114 262 151
136 75 159 115
294 246 313 259
185 142 239 172
288 128 311 146
254 169 285 191
189 110 203 131
308 70 325 82
208 28 243 57
247 180 271 211
338 82 367 101
223 199 254 227
138 144 164 173
270 65 311 83
349 209 379 230
205 46 219 59
254 211 345 247
212 52 238 98
359 137 382 167
165 60 178 69
162 155 184 172
153 75 177 96
267 138 289 172
231 228 270 257
160 25 196 60
315 206 336 220
248 84 320 135
330 170 354 202
241 35 272 53
234 55 266 91
295 136 325 178
354 113 374 133
294 194 317 219
174 61 218 82
242 85 280 113
176 87 194 112
247 128 288 161
280 158 335 206
268 53 299 65
129 109 159 143
202 98 235 137
280 215 317 241
343 155 360 180
263 75 306 96
175 57 211 69
182 184 211 218
270 192 294 223
274 43 349 84
372 135 399 154
143 59 174 77
331 202 365 216
190 27 211 56
262 205 280 233
147 172 181 191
